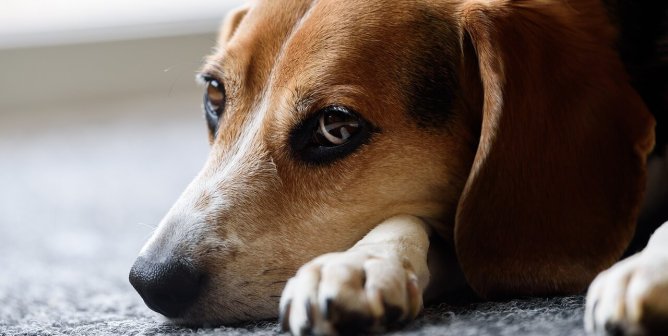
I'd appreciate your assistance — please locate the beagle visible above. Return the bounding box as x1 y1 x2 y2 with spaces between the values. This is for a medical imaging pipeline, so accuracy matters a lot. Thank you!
128 0 668 335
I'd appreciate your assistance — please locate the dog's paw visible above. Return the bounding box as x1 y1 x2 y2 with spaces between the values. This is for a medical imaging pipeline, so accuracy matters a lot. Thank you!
585 252 668 335
279 251 423 335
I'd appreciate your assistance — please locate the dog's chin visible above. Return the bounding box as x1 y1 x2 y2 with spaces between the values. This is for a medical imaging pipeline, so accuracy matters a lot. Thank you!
168 316 275 329
167 316 231 329
166 311 244 328
161 296 278 328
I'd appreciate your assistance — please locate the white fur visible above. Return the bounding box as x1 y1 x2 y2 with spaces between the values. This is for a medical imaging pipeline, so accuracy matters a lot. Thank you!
139 0 325 262
585 222 668 334
138 94 276 260
280 215 432 335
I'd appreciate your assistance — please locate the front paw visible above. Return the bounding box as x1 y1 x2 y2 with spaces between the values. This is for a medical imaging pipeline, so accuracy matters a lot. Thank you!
585 252 668 335
279 251 423 335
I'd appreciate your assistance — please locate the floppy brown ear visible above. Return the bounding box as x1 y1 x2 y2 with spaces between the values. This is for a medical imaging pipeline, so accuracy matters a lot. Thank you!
454 0 655 298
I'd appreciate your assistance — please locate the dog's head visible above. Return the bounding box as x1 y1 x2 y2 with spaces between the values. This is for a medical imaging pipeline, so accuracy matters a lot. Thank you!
129 0 655 325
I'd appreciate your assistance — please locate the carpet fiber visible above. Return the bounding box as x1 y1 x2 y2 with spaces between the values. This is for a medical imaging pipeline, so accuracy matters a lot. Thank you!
0 94 587 336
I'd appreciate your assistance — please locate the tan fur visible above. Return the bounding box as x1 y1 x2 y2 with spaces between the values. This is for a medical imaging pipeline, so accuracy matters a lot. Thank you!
133 0 656 331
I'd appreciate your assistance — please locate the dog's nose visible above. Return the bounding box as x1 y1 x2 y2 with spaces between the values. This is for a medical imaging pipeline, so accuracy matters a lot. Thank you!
129 256 203 318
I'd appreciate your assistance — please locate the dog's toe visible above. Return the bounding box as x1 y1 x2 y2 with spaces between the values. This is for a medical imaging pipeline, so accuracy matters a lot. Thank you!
585 253 668 335
280 251 422 335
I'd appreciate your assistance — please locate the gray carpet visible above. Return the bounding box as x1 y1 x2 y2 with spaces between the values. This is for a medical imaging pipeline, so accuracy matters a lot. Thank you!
0 94 587 336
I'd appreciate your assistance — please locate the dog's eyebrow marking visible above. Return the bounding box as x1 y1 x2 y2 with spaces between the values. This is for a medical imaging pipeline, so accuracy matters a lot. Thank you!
291 85 369 116
199 57 226 79
199 51 239 92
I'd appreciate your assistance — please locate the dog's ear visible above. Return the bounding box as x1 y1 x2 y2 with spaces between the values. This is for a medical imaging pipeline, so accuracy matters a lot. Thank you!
218 5 250 45
454 0 655 298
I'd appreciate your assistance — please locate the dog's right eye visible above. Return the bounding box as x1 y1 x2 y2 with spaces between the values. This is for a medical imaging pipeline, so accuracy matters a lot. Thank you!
203 78 226 135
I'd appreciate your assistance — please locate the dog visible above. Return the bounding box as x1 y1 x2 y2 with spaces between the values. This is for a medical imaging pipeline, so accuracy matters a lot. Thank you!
128 0 668 335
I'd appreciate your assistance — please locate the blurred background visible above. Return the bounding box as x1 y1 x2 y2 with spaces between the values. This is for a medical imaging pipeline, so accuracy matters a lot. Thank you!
0 1 245 333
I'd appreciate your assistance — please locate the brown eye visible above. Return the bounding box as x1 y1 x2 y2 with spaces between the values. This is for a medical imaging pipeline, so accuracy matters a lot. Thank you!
314 107 361 146
203 78 226 134
205 79 225 117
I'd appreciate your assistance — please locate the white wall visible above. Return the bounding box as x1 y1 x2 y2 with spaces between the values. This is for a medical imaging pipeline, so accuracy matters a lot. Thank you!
0 0 244 114
0 0 244 48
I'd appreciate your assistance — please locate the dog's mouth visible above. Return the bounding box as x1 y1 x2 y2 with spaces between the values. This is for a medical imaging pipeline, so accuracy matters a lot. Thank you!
129 241 297 325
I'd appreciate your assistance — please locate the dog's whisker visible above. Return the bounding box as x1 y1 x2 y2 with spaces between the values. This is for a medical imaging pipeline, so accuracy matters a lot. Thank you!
137 222 156 229
161 61 206 97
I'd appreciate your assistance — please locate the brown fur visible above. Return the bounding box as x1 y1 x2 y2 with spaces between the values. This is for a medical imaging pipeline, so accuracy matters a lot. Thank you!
134 0 655 327
455 0 654 298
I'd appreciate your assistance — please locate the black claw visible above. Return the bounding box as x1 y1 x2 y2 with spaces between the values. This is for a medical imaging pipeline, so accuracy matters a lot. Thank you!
383 304 404 325
279 300 291 332
604 321 625 336
304 299 314 333
324 298 334 321
300 324 312 336
334 312 374 335
327 301 374 335
305 300 313 324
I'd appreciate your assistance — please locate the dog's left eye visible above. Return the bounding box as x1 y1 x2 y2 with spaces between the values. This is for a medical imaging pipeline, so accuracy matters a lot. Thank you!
203 78 226 134
291 106 373 164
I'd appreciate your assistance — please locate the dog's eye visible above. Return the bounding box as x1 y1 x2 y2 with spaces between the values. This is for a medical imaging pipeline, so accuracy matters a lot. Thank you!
290 106 373 164
314 108 361 146
203 78 225 134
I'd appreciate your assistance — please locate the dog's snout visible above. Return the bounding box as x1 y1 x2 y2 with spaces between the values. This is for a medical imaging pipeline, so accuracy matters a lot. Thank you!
129 256 204 318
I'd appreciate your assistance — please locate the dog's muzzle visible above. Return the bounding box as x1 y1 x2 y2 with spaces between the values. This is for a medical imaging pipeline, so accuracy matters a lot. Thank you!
129 256 205 318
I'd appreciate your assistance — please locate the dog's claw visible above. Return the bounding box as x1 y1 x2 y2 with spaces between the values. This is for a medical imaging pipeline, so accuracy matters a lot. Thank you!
299 324 312 336
304 299 314 332
323 298 333 321
279 300 291 332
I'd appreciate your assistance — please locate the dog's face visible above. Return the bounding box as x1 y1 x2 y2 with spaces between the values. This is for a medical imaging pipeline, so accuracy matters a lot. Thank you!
130 0 655 326
131 0 475 325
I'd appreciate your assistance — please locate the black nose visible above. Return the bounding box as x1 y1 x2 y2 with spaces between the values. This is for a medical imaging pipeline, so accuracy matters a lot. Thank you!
129 256 204 318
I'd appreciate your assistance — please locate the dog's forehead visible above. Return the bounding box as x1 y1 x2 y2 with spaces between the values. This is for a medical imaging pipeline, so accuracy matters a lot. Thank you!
268 0 459 126
270 0 434 82
205 0 458 142
209 0 313 95
217 0 451 86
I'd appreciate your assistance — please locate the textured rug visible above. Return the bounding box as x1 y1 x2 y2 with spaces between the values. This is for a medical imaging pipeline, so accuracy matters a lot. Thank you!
0 94 587 336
